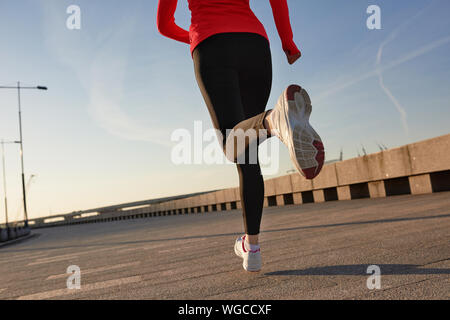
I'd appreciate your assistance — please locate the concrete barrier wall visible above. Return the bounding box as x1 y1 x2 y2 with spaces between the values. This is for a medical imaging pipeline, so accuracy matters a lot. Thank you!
30 134 450 228
409 134 450 174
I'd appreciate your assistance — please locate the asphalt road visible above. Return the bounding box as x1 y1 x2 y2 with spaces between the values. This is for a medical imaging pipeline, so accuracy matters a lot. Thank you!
1 192 449 300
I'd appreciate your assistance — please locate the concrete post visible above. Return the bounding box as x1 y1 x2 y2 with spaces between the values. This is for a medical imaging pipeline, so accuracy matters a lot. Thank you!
276 195 284 206
313 190 325 203
368 181 386 198
293 192 303 204
337 186 351 200
409 174 433 195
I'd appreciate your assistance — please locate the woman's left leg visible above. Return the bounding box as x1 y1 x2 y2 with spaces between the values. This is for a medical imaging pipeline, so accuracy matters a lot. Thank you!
192 32 272 242
235 40 273 240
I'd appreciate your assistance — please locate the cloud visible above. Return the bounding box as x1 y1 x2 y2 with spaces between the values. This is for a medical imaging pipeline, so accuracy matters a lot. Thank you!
372 3 438 136
40 2 173 146
315 0 449 135
375 27 410 135
86 18 171 145
316 34 450 104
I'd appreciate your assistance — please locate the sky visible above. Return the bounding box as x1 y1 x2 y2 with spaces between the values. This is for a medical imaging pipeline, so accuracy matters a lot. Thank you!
0 0 449 222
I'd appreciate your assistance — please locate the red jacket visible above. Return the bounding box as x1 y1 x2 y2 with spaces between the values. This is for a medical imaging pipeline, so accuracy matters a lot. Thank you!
157 0 300 57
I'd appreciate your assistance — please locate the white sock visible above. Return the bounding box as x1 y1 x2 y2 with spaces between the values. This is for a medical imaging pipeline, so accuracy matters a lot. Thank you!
244 237 260 252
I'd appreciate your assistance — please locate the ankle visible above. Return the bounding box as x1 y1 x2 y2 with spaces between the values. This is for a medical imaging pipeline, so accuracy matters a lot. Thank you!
244 236 260 253
246 234 259 245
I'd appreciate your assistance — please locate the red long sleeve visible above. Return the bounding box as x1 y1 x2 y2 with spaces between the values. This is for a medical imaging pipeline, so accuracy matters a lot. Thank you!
157 0 190 44
269 0 300 56
157 0 300 57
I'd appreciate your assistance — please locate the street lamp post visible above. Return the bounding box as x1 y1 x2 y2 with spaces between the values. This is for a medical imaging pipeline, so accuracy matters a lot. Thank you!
1 140 20 229
0 82 47 228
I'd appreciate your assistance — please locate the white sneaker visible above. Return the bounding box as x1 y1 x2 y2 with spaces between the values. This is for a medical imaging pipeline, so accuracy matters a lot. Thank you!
234 235 261 272
270 85 324 179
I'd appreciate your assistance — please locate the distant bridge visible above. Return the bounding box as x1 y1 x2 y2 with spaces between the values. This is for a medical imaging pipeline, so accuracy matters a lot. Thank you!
24 133 450 229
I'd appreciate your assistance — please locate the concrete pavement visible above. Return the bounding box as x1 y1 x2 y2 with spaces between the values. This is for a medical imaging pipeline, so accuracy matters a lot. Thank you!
0 192 449 300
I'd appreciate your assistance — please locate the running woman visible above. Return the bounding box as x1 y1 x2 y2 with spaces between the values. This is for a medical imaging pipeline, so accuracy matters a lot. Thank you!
157 0 324 272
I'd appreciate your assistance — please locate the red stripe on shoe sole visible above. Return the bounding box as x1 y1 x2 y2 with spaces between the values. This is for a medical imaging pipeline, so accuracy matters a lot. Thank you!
301 140 325 180
286 85 302 100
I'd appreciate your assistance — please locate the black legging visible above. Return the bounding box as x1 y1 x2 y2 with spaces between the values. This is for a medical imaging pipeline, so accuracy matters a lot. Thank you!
193 33 272 235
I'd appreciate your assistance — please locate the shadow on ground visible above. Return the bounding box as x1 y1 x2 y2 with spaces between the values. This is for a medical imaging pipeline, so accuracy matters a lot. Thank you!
265 263 450 276
3 213 450 253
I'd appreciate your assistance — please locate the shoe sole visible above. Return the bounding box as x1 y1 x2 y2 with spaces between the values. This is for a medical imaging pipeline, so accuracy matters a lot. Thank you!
282 85 324 179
